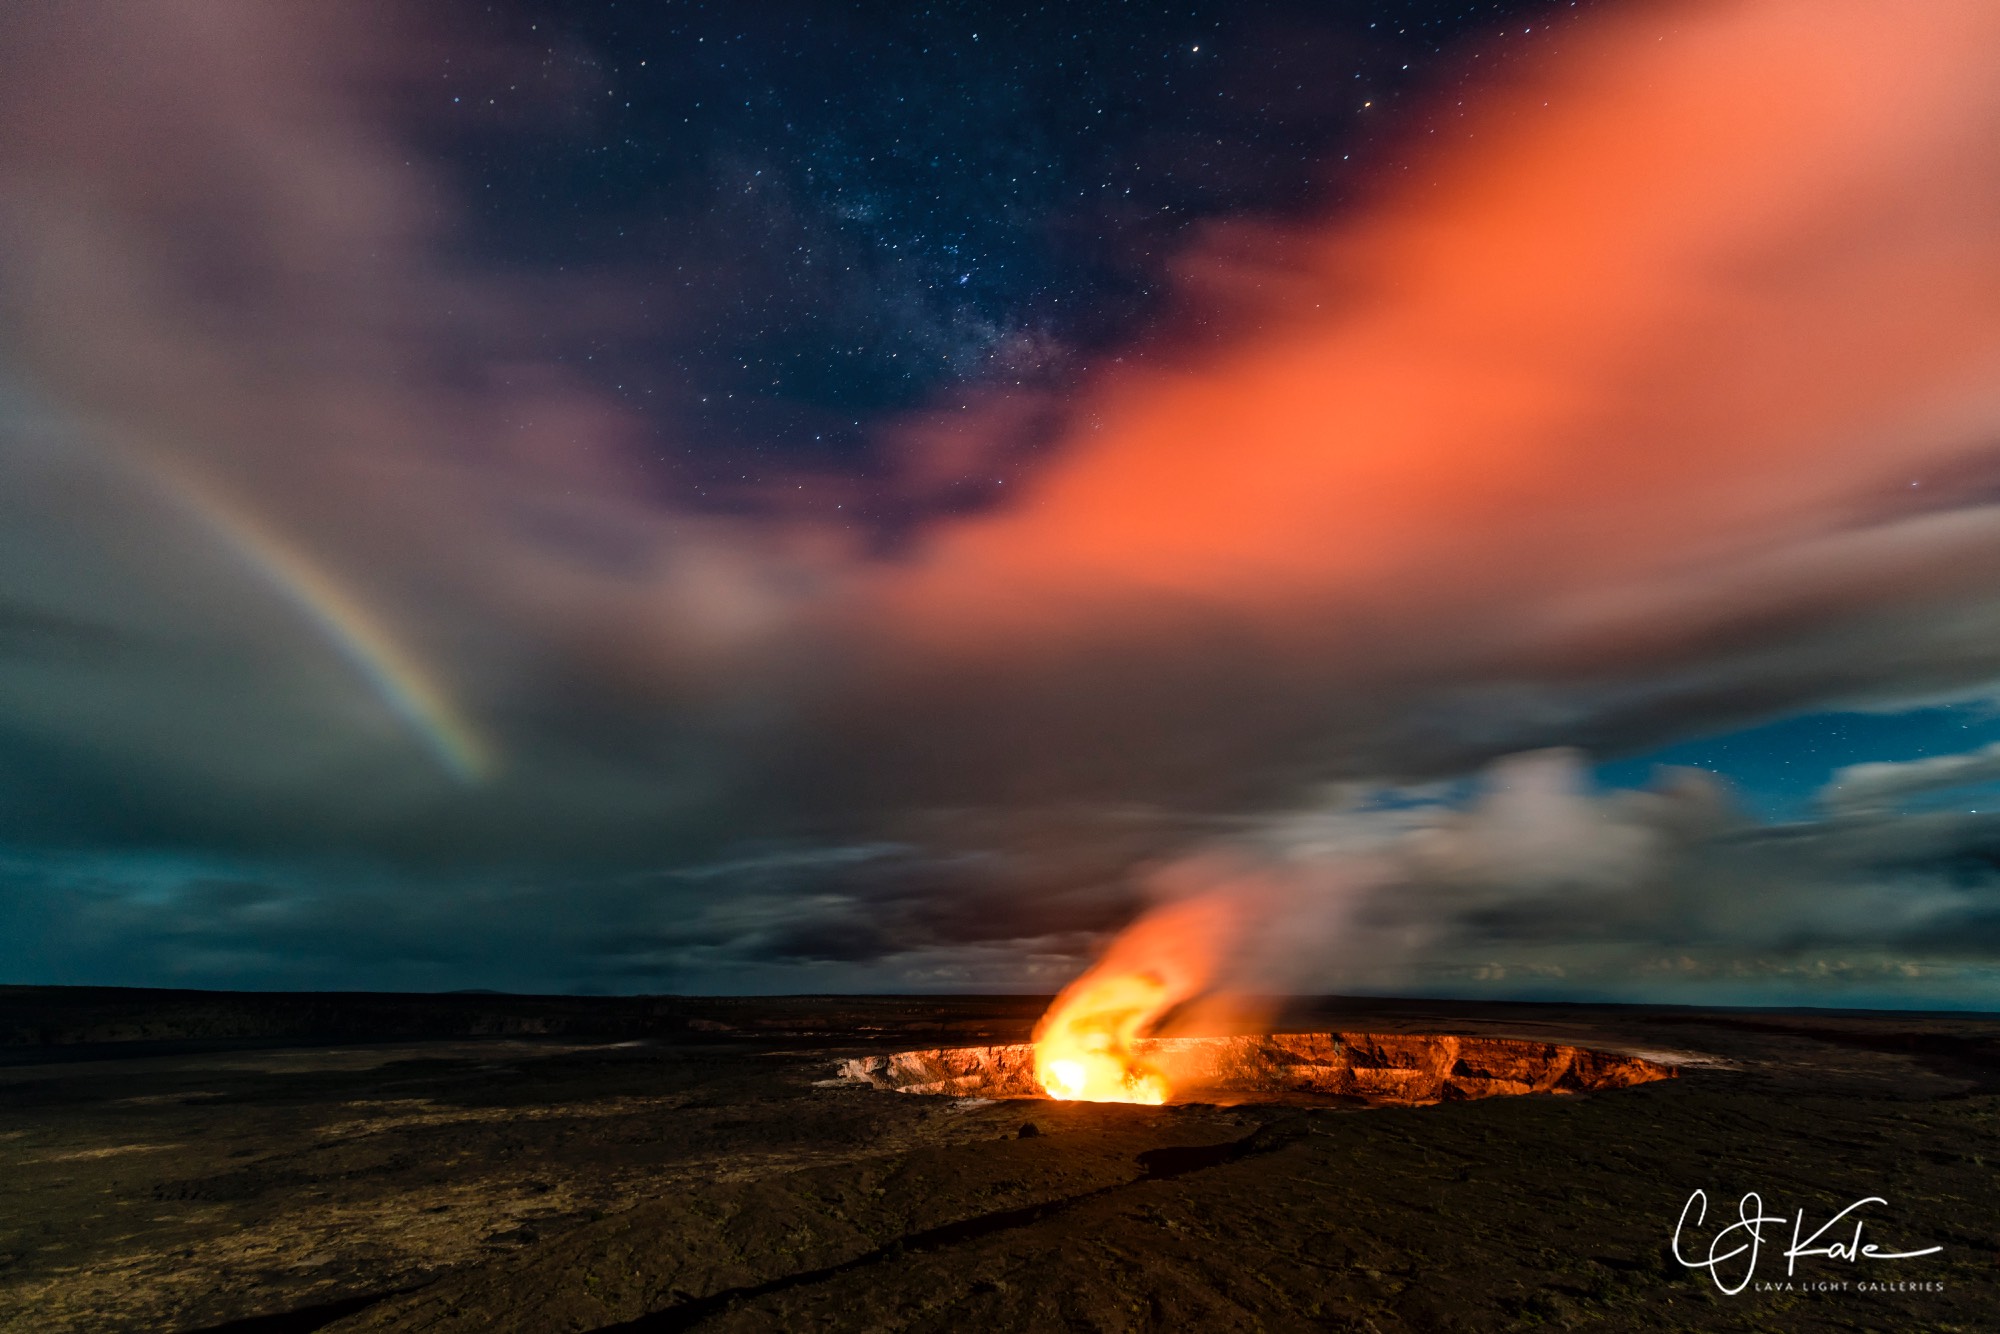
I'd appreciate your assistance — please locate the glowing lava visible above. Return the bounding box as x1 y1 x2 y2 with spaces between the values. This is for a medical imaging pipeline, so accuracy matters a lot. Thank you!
843 1034 1680 1105
1032 893 1239 1103
1033 969 1173 1103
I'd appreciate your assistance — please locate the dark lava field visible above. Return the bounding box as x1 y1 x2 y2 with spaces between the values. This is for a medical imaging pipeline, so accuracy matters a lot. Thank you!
1 987 1995 1332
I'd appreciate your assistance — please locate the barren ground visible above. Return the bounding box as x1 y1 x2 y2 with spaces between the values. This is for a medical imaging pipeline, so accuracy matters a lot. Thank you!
0 988 1994 1332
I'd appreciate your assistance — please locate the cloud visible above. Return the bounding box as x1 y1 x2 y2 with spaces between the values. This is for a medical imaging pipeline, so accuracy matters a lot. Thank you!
13 0 2000 839
829 0 2000 821
1064 750 2000 1009
0 0 837 856
1820 741 2000 816
13 748 2000 1008
0 836 1131 994
7 0 2000 997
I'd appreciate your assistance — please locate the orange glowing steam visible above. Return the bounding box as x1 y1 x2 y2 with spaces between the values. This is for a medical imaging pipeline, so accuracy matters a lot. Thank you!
874 0 2000 689
1032 893 1240 1103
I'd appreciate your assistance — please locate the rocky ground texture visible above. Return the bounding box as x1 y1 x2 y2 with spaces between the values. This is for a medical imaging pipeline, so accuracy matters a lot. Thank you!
0 988 1994 1331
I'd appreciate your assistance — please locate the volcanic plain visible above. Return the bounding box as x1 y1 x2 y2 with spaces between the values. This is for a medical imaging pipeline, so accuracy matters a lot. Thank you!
1 987 1994 1332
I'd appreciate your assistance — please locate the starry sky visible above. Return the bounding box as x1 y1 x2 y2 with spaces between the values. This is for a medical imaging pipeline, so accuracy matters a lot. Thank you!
5 0 2000 1007
427 0 1562 524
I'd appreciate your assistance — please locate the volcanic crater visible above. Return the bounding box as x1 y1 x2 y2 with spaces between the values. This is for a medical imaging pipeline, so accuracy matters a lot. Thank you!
839 1031 1679 1105
10 992 1999 1332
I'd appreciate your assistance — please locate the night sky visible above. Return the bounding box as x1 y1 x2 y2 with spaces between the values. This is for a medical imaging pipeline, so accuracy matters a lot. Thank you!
430 0 1565 523
4 0 2000 1007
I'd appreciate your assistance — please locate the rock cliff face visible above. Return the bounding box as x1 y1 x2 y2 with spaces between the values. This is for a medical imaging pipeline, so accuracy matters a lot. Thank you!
838 1033 1676 1105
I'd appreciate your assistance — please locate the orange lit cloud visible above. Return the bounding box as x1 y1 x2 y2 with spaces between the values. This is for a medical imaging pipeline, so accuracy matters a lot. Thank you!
844 0 2000 806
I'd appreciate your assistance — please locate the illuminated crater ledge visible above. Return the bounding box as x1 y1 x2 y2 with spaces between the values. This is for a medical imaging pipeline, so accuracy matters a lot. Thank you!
838 1033 1678 1106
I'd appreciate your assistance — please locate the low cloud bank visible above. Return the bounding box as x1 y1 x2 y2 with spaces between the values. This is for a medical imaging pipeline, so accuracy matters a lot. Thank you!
9 749 2000 1007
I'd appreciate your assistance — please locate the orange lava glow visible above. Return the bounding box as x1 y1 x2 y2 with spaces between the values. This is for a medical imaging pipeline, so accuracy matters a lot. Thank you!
1032 894 1238 1103
1032 969 1173 1104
